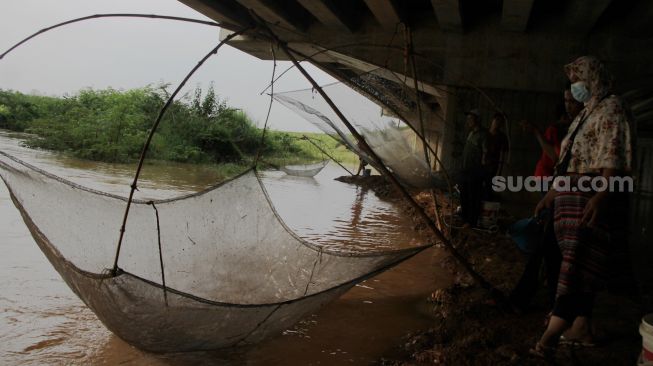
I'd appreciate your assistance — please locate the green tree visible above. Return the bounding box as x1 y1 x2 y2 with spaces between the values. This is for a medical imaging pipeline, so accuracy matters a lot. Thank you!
0 86 339 167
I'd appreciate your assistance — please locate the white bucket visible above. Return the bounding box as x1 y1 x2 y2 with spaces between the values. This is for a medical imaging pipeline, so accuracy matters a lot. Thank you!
478 201 500 229
640 314 653 364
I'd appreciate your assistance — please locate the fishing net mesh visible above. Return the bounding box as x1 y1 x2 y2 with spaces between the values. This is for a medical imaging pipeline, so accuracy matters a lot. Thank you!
0 150 425 350
0 151 422 303
279 159 329 177
0 30 444 351
273 73 448 189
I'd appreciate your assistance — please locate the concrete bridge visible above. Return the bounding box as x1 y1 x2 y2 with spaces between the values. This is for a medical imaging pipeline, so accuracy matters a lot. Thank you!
178 0 651 161
179 0 653 309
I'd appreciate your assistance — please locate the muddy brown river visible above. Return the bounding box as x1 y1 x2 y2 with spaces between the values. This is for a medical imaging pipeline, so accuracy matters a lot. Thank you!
0 131 448 365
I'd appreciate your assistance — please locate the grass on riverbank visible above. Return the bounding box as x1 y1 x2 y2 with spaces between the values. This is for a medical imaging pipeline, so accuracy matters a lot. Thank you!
0 87 357 171
263 131 359 167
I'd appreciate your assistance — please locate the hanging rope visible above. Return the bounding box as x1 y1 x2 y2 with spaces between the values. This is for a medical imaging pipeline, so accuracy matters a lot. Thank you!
406 27 431 168
111 27 252 275
0 14 221 60
147 201 168 306
406 27 450 236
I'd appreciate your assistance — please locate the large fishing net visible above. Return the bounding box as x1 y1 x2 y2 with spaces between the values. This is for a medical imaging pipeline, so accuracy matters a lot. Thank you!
0 151 427 351
0 16 441 353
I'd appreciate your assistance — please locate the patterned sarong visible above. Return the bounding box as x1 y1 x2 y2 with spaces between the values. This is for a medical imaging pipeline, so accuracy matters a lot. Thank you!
553 186 612 296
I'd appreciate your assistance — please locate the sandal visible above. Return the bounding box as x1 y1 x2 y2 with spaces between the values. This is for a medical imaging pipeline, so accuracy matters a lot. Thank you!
529 342 556 359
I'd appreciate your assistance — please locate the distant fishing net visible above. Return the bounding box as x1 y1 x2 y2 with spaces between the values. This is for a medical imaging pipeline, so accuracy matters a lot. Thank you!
273 76 448 189
280 159 329 177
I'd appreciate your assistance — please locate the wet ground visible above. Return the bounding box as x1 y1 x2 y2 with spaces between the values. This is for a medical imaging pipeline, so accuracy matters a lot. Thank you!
0 131 448 365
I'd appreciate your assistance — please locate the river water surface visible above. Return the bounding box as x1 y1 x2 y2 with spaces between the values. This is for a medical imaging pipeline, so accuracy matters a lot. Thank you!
0 131 448 365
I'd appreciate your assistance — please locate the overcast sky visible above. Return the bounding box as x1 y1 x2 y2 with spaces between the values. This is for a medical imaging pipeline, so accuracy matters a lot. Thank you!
0 0 350 132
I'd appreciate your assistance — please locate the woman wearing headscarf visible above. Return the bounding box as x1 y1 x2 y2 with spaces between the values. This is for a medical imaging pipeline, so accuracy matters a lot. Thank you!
530 56 633 358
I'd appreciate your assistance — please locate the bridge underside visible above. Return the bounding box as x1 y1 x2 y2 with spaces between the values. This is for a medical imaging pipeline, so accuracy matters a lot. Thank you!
177 0 653 192
179 0 652 133
179 0 653 310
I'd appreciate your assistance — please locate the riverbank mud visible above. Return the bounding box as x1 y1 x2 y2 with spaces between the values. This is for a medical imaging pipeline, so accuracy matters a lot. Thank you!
340 174 643 366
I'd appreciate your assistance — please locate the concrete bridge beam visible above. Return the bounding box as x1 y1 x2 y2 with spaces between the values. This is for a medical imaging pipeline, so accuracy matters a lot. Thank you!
178 0 251 28
363 0 402 30
236 0 312 31
296 0 357 33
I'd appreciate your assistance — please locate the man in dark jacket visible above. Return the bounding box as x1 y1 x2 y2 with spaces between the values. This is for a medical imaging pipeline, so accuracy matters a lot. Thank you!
459 109 486 227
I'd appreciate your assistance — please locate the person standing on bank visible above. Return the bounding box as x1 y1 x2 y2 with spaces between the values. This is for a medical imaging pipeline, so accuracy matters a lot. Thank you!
530 56 633 358
459 109 487 227
508 86 584 313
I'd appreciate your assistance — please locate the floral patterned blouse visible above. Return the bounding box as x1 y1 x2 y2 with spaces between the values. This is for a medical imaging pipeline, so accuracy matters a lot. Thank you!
560 95 632 174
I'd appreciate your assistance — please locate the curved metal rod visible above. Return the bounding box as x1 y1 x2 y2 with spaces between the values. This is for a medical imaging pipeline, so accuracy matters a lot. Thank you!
111 27 252 275
1 14 221 60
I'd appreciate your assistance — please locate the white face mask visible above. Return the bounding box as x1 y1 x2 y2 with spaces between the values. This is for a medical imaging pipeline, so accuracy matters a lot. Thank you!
571 81 591 103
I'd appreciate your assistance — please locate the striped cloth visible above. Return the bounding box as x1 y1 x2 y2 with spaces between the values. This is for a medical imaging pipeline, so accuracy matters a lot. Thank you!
553 186 613 296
